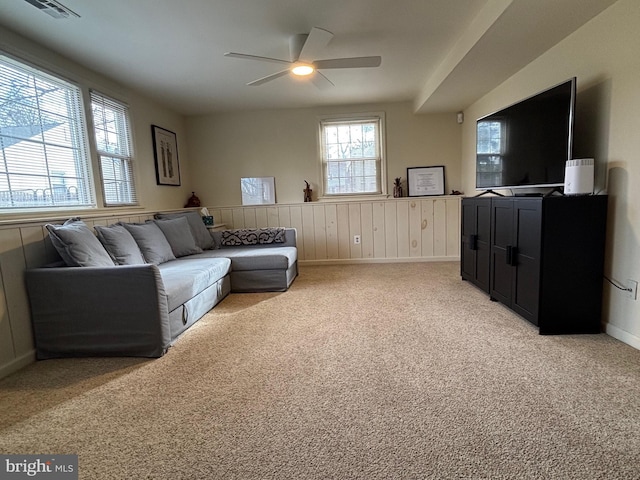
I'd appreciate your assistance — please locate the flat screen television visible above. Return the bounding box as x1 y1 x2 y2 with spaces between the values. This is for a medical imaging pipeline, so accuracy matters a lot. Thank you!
476 77 576 191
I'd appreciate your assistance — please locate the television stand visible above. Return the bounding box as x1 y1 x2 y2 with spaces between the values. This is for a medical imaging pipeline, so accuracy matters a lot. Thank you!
460 195 608 334
474 189 505 197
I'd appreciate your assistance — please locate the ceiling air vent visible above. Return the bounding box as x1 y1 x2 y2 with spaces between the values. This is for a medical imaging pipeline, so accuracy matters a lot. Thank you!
23 0 80 19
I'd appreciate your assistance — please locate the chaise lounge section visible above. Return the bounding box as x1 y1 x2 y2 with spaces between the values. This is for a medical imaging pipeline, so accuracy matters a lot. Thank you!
186 229 298 293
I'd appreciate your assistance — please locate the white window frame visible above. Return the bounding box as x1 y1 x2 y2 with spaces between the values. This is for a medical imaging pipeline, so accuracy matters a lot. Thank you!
318 112 387 200
0 50 142 214
0 53 96 211
90 90 138 206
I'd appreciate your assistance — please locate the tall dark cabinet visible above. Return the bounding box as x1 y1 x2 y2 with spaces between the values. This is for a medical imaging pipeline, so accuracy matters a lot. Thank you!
461 195 608 334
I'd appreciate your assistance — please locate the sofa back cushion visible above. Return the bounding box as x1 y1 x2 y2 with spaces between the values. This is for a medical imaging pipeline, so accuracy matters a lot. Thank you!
155 217 203 257
121 221 176 265
46 219 115 267
95 224 146 265
154 211 215 250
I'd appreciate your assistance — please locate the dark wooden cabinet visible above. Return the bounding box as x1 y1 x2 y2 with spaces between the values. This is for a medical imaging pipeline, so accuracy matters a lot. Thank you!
461 195 608 334
461 198 491 293
490 198 543 324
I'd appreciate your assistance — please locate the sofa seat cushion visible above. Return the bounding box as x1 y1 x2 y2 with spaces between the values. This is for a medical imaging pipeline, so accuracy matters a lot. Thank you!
158 257 231 312
186 247 297 271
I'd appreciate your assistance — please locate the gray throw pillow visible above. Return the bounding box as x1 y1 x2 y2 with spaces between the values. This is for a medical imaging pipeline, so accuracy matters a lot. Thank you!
155 211 215 250
46 219 115 267
95 224 146 265
120 221 176 265
155 217 203 257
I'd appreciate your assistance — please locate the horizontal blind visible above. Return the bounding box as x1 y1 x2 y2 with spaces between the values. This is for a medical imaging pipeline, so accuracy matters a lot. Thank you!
0 54 95 210
321 117 381 195
90 91 138 206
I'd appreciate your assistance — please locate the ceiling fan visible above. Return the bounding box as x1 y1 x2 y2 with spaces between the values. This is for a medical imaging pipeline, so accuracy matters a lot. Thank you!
224 27 381 89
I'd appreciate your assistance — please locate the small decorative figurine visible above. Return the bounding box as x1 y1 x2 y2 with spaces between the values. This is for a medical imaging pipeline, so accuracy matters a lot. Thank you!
303 181 312 202
393 177 403 198
185 192 201 208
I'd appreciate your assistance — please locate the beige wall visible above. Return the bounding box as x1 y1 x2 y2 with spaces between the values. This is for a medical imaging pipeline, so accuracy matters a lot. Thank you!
0 25 192 217
128 95 191 211
186 102 462 206
460 0 640 348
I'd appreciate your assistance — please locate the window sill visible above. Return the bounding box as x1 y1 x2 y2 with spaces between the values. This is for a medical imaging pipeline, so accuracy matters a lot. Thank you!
0 205 147 227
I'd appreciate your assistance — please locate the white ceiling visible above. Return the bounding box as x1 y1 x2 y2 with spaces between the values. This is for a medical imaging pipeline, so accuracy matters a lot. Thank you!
0 0 619 115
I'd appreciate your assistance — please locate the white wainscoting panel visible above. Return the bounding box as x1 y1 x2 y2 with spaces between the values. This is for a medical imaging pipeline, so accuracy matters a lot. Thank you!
208 196 460 264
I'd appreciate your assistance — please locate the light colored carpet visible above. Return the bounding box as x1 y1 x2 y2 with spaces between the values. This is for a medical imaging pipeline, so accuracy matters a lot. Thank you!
1 262 639 479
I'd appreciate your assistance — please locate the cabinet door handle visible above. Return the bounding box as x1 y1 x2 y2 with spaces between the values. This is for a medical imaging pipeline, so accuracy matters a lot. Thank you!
506 245 518 266
470 234 478 250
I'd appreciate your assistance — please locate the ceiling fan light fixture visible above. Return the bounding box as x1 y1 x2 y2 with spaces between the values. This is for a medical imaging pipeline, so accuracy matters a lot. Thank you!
291 64 314 76
224 27 381 88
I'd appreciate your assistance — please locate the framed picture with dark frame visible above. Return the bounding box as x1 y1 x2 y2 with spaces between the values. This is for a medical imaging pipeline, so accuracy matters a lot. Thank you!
407 166 446 196
152 125 181 186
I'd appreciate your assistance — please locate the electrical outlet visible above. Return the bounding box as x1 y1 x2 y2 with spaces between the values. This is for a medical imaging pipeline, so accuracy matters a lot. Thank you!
353 235 361 245
626 279 638 300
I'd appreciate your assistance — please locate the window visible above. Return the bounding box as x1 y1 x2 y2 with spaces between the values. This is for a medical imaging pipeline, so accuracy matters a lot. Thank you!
91 91 137 206
476 119 504 187
0 54 94 210
319 113 386 197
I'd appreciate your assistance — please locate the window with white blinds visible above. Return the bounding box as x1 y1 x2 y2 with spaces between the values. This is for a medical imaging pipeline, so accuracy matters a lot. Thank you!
319 113 386 197
90 91 138 206
0 54 95 210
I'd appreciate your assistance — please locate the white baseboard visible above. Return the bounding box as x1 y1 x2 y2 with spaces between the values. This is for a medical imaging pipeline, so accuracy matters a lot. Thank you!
299 256 460 266
604 323 640 350
0 350 36 380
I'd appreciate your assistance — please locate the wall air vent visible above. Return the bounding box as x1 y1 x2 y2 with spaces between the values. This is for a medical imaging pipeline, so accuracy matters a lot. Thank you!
23 0 80 19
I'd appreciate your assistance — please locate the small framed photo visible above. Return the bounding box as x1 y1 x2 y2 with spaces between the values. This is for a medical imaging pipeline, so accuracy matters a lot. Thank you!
407 166 446 196
152 125 181 186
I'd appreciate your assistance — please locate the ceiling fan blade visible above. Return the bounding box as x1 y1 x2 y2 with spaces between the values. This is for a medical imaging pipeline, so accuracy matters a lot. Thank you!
224 52 291 66
289 34 308 62
311 71 334 90
298 27 334 63
314 56 382 69
247 69 290 86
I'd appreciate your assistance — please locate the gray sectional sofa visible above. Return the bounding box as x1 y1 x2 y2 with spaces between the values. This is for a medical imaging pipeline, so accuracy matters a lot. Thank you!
25 212 298 359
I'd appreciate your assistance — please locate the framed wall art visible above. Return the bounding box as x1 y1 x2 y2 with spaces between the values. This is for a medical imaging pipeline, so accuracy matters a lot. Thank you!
152 125 181 186
407 166 446 196
241 176 276 205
